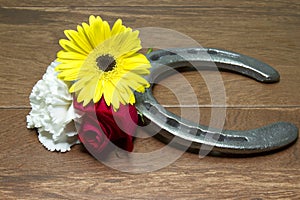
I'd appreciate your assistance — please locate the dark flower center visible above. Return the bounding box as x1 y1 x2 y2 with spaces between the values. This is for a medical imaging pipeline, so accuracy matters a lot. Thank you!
96 54 116 72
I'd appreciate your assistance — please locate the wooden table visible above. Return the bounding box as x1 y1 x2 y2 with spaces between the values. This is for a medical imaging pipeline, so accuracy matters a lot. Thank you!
0 0 299 199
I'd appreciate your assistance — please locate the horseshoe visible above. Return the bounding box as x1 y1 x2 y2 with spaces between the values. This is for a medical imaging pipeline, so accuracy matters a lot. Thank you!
135 48 298 154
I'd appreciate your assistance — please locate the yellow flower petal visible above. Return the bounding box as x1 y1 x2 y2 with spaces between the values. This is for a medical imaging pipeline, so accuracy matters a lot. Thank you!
111 30 141 57
93 79 104 103
111 91 120 110
64 30 92 53
123 71 150 91
111 19 126 36
69 75 91 93
103 81 115 106
90 17 104 46
57 69 80 81
55 60 83 71
76 25 91 48
117 81 134 104
56 15 150 109
59 39 88 56
57 51 87 60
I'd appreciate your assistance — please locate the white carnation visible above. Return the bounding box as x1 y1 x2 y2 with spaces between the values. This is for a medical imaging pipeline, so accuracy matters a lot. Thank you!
26 61 80 152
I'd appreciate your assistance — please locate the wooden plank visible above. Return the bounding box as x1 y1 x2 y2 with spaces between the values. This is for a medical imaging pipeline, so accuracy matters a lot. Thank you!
0 1 299 199
1 0 300 8
0 6 299 107
0 109 299 199
153 69 300 107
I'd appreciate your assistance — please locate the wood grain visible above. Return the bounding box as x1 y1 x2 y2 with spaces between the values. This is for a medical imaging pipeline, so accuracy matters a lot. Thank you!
0 4 299 107
0 109 299 199
0 0 299 199
1 0 300 8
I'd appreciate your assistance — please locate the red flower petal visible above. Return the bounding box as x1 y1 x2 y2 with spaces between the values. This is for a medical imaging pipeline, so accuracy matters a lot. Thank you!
74 97 138 156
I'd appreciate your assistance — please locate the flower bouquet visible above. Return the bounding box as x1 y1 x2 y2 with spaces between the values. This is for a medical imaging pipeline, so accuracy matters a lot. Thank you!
27 15 150 154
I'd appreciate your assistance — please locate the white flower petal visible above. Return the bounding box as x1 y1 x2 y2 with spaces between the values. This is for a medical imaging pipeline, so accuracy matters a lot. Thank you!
27 61 81 152
38 128 79 152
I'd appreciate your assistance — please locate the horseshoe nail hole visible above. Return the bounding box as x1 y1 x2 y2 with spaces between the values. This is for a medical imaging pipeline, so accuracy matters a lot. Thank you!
226 136 248 142
150 54 160 61
150 51 177 61
190 128 248 142
190 129 225 142
207 49 218 55
203 132 225 142
166 118 180 128
187 49 198 54
165 51 177 56
144 102 152 110
144 102 159 115
195 129 205 137
150 107 159 115
215 134 225 142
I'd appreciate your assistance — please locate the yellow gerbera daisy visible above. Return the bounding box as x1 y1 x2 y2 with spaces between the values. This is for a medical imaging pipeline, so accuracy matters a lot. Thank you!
56 15 151 110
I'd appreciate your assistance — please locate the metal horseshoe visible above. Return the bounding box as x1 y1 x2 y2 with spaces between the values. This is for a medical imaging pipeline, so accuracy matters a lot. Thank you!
135 47 298 155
